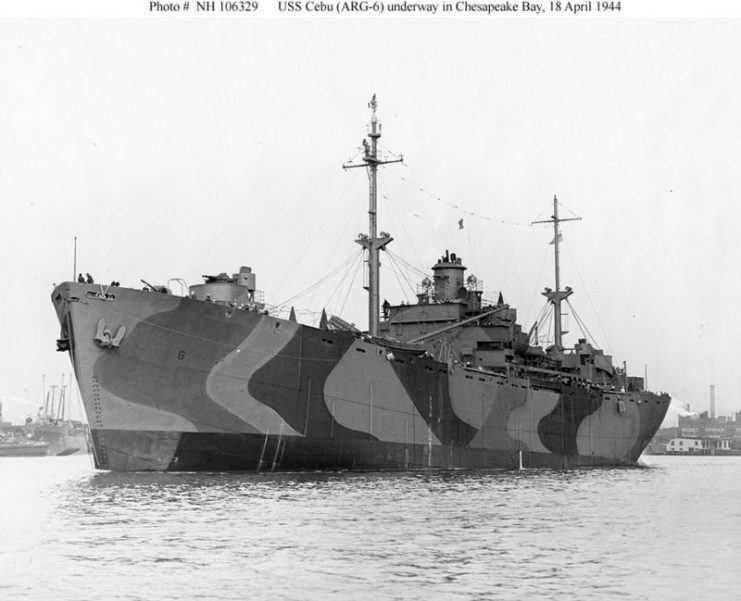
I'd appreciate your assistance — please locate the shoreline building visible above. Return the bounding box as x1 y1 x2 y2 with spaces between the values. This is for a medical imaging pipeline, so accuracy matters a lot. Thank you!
650 410 741 455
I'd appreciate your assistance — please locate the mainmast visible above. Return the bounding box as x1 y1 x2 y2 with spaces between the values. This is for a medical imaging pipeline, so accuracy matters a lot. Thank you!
343 95 403 337
532 195 581 350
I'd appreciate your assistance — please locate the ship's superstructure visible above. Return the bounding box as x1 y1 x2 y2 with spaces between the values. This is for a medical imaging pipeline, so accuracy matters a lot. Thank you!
51 97 670 471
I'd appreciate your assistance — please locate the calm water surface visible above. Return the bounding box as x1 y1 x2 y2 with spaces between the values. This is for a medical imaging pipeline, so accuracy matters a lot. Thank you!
1 455 739 600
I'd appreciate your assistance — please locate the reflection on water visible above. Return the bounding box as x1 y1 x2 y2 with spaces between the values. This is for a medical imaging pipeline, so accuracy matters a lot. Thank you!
1 456 739 600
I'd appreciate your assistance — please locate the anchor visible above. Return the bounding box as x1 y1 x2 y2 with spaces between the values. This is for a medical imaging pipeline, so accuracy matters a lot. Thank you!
94 319 126 348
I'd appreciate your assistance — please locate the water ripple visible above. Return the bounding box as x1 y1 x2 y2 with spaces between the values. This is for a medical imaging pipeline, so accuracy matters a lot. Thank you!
1 456 739 600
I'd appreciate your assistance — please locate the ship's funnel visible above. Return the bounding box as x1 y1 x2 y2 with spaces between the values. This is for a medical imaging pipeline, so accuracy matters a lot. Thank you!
432 251 466 301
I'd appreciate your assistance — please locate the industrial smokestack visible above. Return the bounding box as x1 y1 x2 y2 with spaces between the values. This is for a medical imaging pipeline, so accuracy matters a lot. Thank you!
710 384 716 419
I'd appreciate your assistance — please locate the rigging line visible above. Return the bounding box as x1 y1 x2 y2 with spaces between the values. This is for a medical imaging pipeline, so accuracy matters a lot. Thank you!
272 168 363 299
309 249 363 311
566 300 600 349
382 250 406 302
381 193 426 273
386 165 530 227
275 250 360 309
539 306 552 331
536 303 552 329
375 142 404 164
324 254 355 307
344 146 364 166
338 252 363 318
384 251 415 303
561 240 614 356
381 197 468 231
564 299 589 341
324 248 364 309
530 302 554 345
530 196 573 226
385 250 430 281
542 306 554 344
557 199 583 220
327 181 366 268
277 256 354 309
535 313 551 347
533 300 551 329
383 191 506 237
390 251 420 299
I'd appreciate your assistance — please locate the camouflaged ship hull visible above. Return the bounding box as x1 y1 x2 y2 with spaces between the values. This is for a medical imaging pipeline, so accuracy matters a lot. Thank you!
52 282 670 472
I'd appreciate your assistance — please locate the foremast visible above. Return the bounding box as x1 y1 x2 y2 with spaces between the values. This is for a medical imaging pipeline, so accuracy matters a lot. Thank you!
532 195 581 351
343 95 403 336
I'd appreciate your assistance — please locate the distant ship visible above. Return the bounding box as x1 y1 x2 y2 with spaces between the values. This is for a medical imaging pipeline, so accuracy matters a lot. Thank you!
23 376 89 456
0 426 49 459
24 420 88 456
0 436 49 457
0 402 50 457
51 97 670 471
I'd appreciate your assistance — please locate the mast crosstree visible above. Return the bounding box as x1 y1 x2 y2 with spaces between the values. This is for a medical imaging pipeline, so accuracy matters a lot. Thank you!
532 195 582 350
343 95 403 337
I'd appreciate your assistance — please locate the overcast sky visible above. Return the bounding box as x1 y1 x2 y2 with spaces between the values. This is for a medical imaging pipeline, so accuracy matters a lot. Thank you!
1 17 739 425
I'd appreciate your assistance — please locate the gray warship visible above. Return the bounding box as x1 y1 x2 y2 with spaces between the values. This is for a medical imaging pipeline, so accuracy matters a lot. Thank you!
51 97 670 471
